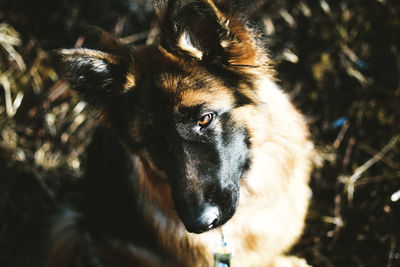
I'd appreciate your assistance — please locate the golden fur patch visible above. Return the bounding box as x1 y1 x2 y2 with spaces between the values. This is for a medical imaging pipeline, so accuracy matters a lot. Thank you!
179 87 235 110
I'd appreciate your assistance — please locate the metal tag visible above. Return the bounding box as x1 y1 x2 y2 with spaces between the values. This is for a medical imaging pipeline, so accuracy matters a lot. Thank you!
213 227 233 267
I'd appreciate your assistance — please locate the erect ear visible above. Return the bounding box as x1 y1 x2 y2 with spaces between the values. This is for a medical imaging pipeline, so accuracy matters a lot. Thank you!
155 0 260 67
55 28 133 106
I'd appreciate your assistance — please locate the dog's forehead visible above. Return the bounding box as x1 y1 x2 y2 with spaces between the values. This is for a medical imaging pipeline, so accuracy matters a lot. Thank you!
155 70 235 111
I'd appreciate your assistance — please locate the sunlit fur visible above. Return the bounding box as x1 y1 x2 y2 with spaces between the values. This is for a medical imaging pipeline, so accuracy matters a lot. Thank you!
53 0 313 266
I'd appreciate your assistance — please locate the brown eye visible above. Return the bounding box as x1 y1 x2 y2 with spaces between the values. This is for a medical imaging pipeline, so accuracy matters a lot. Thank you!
198 113 213 127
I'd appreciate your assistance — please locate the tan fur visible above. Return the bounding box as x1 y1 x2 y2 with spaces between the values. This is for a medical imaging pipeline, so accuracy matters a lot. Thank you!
178 80 235 110
178 31 204 59
124 73 136 90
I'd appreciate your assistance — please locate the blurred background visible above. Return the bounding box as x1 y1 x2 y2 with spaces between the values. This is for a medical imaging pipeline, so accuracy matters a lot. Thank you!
0 0 399 266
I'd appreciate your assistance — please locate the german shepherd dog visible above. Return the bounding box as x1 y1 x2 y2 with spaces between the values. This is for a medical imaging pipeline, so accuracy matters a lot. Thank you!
51 0 312 266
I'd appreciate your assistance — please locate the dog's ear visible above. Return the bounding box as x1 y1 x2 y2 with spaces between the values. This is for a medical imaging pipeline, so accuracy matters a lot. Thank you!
55 28 133 106
155 0 261 68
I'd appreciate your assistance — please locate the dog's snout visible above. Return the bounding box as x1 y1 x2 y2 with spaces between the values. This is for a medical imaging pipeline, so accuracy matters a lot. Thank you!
186 205 220 234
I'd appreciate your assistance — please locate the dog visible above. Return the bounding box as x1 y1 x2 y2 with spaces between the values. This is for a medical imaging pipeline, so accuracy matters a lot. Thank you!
50 0 312 266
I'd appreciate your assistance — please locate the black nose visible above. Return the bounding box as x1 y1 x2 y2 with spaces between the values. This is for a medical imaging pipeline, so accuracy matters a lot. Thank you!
186 206 220 234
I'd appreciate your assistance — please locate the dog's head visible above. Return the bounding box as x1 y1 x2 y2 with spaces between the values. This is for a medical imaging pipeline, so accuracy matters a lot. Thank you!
57 0 271 234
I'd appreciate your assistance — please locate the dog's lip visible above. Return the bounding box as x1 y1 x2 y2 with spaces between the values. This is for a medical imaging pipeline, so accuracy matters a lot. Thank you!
187 227 207 234
186 223 218 234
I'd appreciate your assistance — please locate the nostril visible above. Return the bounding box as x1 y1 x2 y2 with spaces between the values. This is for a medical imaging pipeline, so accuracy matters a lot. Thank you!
203 206 220 229
209 217 218 229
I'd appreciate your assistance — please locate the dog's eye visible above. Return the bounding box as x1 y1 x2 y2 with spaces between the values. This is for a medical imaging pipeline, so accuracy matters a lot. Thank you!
198 113 213 127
